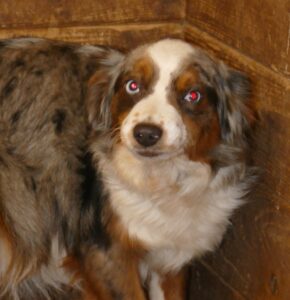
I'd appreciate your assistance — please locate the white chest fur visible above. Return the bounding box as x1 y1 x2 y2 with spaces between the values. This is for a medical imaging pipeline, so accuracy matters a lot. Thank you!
101 146 244 272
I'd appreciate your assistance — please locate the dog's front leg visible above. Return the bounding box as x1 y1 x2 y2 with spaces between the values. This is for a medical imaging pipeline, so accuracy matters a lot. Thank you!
82 245 146 300
148 268 188 300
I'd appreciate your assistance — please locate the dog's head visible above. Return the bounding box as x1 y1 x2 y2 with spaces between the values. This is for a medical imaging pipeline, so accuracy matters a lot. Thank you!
88 39 255 163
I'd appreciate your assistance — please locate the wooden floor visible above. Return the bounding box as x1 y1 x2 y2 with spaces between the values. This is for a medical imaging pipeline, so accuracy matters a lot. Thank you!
1 1 290 299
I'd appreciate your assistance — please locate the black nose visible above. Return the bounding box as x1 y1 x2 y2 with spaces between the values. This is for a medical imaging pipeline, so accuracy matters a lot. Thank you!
133 123 163 147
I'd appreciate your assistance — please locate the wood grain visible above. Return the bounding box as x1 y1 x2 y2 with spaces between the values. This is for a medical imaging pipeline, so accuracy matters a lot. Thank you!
0 0 185 28
186 0 290 78
0 23 184 51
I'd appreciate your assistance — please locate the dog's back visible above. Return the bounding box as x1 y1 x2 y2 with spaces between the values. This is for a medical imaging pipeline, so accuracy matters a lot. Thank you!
0 38 120 300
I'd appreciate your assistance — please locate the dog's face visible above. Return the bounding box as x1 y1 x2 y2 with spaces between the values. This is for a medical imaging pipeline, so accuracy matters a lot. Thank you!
88 39 254 162
112 40 220 160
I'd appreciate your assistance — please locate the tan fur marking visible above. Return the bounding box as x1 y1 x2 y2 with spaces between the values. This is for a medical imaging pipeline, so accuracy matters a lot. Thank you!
183 112 221 163
161 268 188 300
175 68 199 92
110 95 133 130
127 56 155 86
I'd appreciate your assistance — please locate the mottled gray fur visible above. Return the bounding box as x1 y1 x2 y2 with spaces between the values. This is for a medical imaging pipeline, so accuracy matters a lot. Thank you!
0 38 123 300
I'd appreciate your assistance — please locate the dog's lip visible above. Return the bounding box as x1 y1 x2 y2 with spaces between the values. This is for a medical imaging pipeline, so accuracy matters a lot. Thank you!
135 150 162 157
127 146 165 158
123 144 184 159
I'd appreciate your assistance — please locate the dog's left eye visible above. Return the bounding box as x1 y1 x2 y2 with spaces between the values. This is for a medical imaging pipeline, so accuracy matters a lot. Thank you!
126 80 140 94
184 90 202 103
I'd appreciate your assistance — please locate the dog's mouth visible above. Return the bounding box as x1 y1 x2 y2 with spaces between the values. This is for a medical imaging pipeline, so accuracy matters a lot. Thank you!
125 145 168 159
135 149 162 158
129 146 184 160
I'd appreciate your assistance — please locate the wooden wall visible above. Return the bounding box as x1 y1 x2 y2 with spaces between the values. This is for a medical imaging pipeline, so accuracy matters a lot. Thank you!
1 1 290 299
0 0 185 49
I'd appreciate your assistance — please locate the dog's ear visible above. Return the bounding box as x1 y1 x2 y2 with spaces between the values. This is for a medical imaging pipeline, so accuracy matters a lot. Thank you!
214 64 257 144
87 50 124 131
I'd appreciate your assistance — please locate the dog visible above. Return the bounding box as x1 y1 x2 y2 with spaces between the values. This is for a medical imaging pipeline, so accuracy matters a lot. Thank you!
0 37 256 300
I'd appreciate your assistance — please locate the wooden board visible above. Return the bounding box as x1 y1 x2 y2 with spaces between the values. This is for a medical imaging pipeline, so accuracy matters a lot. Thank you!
186 25 290 300
0 0 184 28
0 23 184 51
186 0 290 78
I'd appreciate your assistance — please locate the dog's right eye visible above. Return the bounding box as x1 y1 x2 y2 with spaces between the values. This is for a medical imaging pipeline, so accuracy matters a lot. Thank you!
125 80 140 95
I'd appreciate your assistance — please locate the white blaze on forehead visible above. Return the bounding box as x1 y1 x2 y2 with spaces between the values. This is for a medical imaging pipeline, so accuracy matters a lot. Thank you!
147 39 195 93
146 40 195 145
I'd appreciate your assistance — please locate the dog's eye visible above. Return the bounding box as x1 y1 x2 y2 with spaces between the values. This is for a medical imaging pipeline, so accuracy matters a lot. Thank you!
126 80 140 94
184 90 202 103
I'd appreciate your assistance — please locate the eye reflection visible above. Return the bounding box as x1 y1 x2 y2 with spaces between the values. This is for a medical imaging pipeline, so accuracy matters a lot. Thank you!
126 80 140 94
184 90 202 103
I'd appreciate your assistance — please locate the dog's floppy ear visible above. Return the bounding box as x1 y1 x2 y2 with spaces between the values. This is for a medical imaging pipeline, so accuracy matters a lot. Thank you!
214 64 257 144
87 50 124 131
